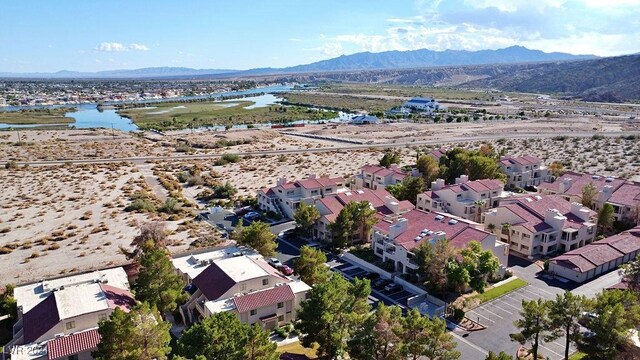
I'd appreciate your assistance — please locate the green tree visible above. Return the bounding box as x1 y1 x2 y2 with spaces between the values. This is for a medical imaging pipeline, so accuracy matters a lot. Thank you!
244 324 279 360
387 176 425 204
510 298 552 360
133 247 186 319
379 150 401 168
175 312 246 359
329 205 355 249
295 245 330 286
349 304 403 360
93 304 171 360
621 255 640 295
351 200 379 243
547 291 585 360
485 351 513 360
581 182 597 208
294 202 321 237
447 241 499 294
121 221 169 261
236 221 277 257
597 203 615 235
0 284 17 320
583 290 640 360
416 155 439 183
399 308 430 360
468 155 505 182
414 239 455 296
422 316 460 360
297 274 371 359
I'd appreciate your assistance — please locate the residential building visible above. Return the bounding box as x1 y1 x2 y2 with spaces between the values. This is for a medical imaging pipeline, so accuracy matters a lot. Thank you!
173 249 310 330
499 155 549 189
314 188 413 243
257 174 346 219
354 164 409 190
371 209 508 275
350 114 380 124
549 226 640 283
403 97 440 114
426 148 448 163
483 194 597 257
539 171 640 224
416 175 504 221
7 268 135 360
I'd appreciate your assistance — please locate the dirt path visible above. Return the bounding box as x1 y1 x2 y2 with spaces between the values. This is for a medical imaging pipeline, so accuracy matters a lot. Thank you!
135 163 168 201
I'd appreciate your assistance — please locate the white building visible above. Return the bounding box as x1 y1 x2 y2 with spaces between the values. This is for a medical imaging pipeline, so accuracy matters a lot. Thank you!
483 194 597 257
499 155 549 189
257 174 347 219
354 164 409 190
7 268 135 360
173 249 310 330
350 115 380 124
371 209 508 275
403 97 440 114
416 176 504 221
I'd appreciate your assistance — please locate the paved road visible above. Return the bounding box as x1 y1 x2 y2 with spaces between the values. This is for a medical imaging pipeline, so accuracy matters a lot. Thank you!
3 130 639 166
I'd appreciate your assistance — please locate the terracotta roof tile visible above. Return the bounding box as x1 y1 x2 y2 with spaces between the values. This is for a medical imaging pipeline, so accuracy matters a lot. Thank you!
99 284 136 313
233 285 294 313
47 329 101 360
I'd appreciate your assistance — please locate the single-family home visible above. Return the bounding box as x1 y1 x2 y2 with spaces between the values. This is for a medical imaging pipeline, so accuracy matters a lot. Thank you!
173 249 310 330
483 194 597 257
549 226 640 283
257 174 347 219
371 209 508 275
403 97 440 114
499 155 549 189
416 175 504 221
350 115 380 124
7 268 136 360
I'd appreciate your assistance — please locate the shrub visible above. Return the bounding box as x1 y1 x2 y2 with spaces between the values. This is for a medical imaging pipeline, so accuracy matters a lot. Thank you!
124 199 157 213
4 160 18 169
221 153 240 163
274 326 288 338
452 307 465 322
0 227 10 234
0 246 13 254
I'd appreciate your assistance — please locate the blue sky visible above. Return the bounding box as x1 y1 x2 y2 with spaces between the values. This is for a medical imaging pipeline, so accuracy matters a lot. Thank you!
1 0 639 72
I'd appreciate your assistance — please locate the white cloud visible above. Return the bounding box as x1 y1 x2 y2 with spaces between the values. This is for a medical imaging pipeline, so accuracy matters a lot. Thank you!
310 42 344 57
96 42 150 52
288 38 303 42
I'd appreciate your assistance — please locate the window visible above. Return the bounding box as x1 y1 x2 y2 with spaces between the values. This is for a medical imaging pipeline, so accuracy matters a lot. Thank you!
250 309 257 316
98 313 108 322
262 279 269 286
240 283 246 291
278 315 284 322
68 355 79 360
277 302 284 309
66 321 75 330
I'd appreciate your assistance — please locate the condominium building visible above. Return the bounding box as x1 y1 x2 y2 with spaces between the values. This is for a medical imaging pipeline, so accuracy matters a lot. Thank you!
172 249 310 329
7 268 136 360
354 164 409 190
499 155 549 189
371 209 508 275
257 174 346 219
539 171 640 224
314 188 413 243
416 175 504 221
483 195 597 257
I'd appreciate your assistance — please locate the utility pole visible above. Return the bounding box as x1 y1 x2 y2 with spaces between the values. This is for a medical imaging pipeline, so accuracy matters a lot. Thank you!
111 123 115 139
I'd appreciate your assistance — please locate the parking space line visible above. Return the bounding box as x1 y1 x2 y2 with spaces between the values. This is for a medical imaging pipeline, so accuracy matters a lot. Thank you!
529 286 555 297
484 302 513 315
494 297 522 311
539 343 563 359
480 308 505 319
467 310 496 324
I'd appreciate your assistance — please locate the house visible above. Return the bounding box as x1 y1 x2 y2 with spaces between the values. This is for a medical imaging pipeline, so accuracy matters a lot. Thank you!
539 171 640 224
549 226 640 283
416 175 505 221
403 97 440 114
7 268 136 360
371 209 508 275
499 155 549 189
257 174 347 219
173 250 310 330
426 148 448 163
483 195 597 257
313 188 414 243
350 115 380 124
354 164 409 190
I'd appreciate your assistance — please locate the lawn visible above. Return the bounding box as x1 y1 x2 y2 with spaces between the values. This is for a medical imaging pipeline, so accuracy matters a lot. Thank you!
117 100 338 131
0 108 75 125
349 247 379 264
276 341 318 359
475 278 528 304
568 352 587 360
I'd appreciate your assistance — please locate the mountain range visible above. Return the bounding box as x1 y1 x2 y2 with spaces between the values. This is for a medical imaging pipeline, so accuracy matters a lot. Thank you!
0 46 596 79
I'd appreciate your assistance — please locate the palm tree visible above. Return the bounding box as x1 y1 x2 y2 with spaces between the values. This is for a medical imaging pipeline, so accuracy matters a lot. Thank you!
502 223 512 245
474 200 486 223
486 223 496 234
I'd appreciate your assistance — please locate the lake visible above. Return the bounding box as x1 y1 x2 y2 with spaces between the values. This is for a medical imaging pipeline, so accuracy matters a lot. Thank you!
0 85 292 131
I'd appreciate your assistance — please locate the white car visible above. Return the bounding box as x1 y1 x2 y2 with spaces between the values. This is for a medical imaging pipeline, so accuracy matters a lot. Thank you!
268 258 282 268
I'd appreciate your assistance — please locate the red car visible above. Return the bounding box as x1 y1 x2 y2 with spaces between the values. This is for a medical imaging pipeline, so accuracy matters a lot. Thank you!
279 265 294 276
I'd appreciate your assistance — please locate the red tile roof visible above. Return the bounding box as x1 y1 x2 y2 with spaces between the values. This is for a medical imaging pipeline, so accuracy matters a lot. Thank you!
47 328 101 360
500 195 594 233
374 209 493 251
233 285 294 313
501 155 542 166
461 179 504 193
539 171 626 198
608 183 640 207
99 284 136 313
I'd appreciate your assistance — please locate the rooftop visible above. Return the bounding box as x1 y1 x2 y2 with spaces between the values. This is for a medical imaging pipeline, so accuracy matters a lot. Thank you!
539 171 626 197
500 155 543 167
498 195 595 233
171 246 260 280
46 328 101 360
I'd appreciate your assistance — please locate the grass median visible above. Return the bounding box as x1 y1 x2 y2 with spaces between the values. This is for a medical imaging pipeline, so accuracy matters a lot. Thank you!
476 278 528 304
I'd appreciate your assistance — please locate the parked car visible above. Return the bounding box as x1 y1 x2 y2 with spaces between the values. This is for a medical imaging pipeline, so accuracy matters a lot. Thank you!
373 278 391 290
279 265 294 276
235 206 253 216
268 258 282 268
243 211 261 222
384 283 403 293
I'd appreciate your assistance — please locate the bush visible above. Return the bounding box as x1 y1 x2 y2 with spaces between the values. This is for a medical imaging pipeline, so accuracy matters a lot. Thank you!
4 160 18 169
452 307 465 322
274 326 288 338
543 260 550 272
125 199 157 213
